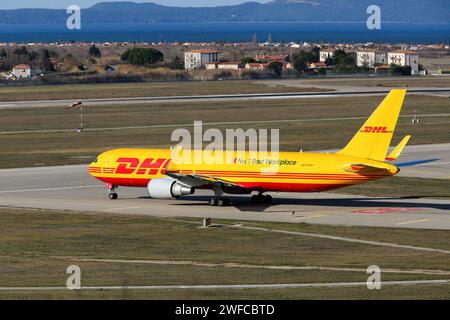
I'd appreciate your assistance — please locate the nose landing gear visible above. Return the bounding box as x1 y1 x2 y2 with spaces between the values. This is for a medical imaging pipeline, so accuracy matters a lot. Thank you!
108 184 118 200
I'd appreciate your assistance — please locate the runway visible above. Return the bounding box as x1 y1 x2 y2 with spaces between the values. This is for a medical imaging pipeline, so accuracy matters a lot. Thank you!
0 87 449 109
0 144 448 230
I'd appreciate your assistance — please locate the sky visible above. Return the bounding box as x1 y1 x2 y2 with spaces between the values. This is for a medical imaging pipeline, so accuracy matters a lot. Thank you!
0 0 272 9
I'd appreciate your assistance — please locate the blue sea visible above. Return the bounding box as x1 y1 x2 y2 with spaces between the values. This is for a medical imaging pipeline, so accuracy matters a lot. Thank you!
0 22 448 44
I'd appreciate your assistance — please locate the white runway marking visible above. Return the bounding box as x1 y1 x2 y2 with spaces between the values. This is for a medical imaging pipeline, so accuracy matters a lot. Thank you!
0 185 102 194
1 279 449 291
0 113 449 135
61 257 450 275
292 214 328 221
103 206 141 212
396 219 431 226
232 225 450 255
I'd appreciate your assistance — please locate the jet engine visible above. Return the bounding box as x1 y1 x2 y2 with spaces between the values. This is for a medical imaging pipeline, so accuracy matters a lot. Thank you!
147 178 194 199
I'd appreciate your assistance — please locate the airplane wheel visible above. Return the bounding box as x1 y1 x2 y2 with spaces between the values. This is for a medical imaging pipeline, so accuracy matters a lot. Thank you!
218 198 231 207
264 195 273 204
209 198 218 206
109 193 118 200
251 195 259 203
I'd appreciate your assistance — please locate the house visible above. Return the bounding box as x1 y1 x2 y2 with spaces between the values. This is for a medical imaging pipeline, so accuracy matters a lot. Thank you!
217 62 243 70
205 62 219 70
319 49 335 62
255 54 288 63
184 49 221 70
12 64 31 79
387 50 419 74
374 64 391 74
308 62 328 69
245 62 269 70
283 62 295 70
356 49 387 68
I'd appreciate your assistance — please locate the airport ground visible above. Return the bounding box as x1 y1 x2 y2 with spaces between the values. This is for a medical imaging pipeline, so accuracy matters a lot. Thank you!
0 77 449 299
0 208 449 299
0 76 449 102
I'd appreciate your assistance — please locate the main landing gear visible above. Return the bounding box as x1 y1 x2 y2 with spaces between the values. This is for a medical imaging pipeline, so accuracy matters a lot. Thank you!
108 184 118 200
209 185 231 207
251 193 272 204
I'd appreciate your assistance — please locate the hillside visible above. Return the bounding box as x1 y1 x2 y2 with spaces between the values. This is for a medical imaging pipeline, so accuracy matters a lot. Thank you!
0 1 448 23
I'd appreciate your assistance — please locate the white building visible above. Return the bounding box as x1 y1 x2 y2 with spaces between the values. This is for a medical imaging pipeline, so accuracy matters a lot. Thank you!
12 64 31 79
184 49 221 70
319 49 334 62
388 50 419 74
217 62 243 70
245 62 268 70
205 62 219 70
356 50 387 68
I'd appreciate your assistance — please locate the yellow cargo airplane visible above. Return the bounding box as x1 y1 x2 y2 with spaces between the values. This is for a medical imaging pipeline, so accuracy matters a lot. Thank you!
89 89 415 206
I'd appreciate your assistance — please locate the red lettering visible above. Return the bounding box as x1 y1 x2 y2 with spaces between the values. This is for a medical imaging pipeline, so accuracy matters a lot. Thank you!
362 126 389 133
137 158 167 175
115 157 140 174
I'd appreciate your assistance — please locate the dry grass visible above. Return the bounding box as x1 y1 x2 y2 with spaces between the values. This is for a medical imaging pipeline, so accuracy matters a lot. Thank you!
0 208 449 299
0 94 448 168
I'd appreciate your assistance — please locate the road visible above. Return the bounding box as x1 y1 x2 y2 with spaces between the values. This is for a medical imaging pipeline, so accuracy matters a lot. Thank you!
0 144 448 230
0 87 449 109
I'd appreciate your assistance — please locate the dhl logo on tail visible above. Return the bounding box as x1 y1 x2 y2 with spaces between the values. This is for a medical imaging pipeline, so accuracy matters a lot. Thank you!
361 126 391 133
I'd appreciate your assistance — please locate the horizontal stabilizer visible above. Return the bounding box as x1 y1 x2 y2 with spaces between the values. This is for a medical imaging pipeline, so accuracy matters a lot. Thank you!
344 163 395 176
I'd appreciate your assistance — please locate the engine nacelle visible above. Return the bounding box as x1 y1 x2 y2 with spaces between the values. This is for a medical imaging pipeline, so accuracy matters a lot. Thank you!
147 178 194 199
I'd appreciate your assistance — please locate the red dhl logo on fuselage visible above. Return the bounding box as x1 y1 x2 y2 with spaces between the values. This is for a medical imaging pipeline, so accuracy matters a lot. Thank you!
115 157 169 175
360 126 391 133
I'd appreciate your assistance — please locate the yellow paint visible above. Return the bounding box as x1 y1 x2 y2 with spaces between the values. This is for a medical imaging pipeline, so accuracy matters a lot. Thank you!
387 135 411 161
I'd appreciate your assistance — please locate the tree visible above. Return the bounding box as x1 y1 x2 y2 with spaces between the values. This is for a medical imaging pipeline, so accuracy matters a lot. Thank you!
14 46 29 57
331 49 356 67
168 56 184 70
89 45 101 58
389 64 411 76
325 57 336 66
39 49 55 72
240 57 256 64
268 61 283 77
0 49 7 59
121 48 164 66
310 46 320 63
292 50 312 72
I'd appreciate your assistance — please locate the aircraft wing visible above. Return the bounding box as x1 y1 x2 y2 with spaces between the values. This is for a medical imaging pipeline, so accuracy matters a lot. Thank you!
165 171 241 188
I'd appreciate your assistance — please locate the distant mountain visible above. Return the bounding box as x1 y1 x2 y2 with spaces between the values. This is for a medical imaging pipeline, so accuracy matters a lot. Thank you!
0 0 448 24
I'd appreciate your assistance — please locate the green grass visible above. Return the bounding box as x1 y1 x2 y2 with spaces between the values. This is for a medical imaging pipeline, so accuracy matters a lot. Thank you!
0 94 448 169
0 208 449 299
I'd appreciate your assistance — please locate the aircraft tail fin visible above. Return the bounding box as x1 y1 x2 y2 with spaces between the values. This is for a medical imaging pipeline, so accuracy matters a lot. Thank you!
338 89 406 161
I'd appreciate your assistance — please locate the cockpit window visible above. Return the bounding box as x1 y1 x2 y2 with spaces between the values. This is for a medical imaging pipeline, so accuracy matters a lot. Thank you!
93 157 99 163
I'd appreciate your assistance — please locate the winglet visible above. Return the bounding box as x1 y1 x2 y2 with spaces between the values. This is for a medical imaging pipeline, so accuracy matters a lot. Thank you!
386 135 411 161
